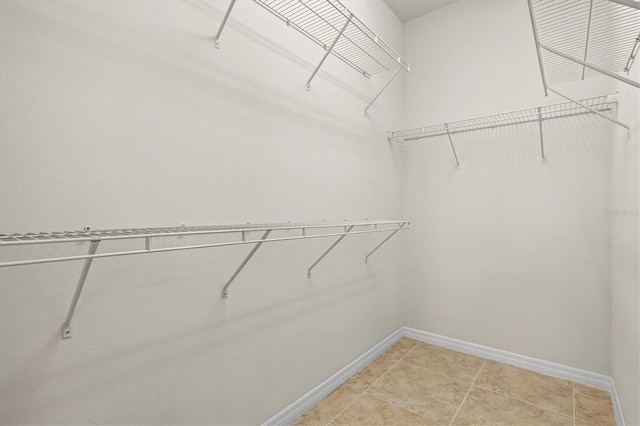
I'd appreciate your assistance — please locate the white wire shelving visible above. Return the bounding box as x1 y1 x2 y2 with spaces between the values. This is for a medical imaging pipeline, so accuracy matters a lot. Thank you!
527 0 639 131
388 94 618 167
0 220 409 339
213 0 410 115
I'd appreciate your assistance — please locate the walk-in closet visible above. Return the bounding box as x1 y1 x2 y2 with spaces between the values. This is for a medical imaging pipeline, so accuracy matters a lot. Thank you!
0 0 638 424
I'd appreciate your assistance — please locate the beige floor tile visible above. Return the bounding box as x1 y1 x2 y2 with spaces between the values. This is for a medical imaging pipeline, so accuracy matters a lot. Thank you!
294 385 362 426
474 360 573 416
361 338 420 380
403 343 485 382
369 361 469 424
329 392 431 425
452 386 573 426
574 383 616 426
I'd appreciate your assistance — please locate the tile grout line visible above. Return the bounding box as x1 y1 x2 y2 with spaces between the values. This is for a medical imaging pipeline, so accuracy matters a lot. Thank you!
448 360 486 426
471 381 575 419
572 382 576 426
472 385 575 420
323 340 420 426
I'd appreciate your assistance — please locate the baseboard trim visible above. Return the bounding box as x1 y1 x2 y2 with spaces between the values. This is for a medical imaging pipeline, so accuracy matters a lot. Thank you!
610 378 626 426
402 327 613 391
264 327 625 425
404 328 625 425
262 328 404 426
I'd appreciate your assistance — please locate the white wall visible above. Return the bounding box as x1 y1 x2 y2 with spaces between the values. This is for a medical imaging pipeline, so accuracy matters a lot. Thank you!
400 0 617 374
611 60 639 425
0 1 406 424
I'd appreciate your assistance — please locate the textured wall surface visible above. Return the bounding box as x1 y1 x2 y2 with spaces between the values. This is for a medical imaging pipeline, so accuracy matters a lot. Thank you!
0 1 406 424
400 0 616 374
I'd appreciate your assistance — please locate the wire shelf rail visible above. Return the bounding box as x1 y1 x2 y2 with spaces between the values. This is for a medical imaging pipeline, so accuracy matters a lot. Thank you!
388 94 619 166
528 0 640 92
0 220 409 339
213 0 410 115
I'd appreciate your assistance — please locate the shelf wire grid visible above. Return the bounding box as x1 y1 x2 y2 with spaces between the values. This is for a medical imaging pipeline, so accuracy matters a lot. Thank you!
0 220 407 247
388 95 617 142
532 0 640 86
253 0 410 77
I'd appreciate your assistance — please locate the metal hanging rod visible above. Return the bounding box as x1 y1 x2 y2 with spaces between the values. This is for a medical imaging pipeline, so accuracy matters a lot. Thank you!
213 0 410 115
387 94 619 166
0 220 409 339
528 0 640 88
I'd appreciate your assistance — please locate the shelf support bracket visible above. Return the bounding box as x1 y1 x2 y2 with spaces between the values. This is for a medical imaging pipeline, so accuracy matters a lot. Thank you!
307 14 352 90
214 0 237 49
364 65 403 116
61 239 101 340
307 225 354 277
365 223 405 264
547 87 630 137
537 107 546 164
540 43 640 89
444 123 461 169
527 0 548 96
222 229 271 298
581 0 594 80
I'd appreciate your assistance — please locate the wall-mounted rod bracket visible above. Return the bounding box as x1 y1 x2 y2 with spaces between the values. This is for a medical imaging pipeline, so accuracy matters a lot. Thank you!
307 225 354 277
365 223 405 264
537 106 546 164
581 0 595 80
527 0 548 96
444 123 461 169
540 43 640 89
307 13 352 90
364 65 402 116
61 239 101 340
214 0 237 49
547 87 630 137
222 229 271 298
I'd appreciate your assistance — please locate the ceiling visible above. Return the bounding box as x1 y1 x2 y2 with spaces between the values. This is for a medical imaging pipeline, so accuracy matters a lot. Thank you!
383 0 460 22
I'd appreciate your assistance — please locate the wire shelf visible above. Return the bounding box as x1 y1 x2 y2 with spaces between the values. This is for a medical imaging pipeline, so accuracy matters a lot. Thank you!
0 219 409 338
530 0 640 86
388 95 617 142
0 220 409 263
254 0 410 78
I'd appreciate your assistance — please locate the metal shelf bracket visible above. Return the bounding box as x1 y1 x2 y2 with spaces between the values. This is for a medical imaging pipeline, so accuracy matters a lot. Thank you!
61 239 101 339
537 106 546 164
364 65 403 117
547 87 630 138
365 222 405 264
222 229 271 299
307 13 352 90
307 225 354 277
214 0 237 49
444 123 461 169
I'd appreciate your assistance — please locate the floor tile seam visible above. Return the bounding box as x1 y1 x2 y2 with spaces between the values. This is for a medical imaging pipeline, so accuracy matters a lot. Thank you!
572 382 576 426
396 358 480 386
322 341 420 426
448 359 486 426
472 384 575 420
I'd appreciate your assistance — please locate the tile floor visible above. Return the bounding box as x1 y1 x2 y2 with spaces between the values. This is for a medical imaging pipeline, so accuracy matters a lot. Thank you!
295 338 617 426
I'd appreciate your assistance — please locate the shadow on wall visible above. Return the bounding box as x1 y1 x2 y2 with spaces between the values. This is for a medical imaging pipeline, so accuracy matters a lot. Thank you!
10 0 382 148
0 265 380 424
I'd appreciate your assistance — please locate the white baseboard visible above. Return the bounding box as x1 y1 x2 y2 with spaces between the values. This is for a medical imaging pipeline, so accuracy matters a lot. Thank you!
264 327 626 426
610 378 626 426
402 327 612 390
403 327 625 426
262 328 404 426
